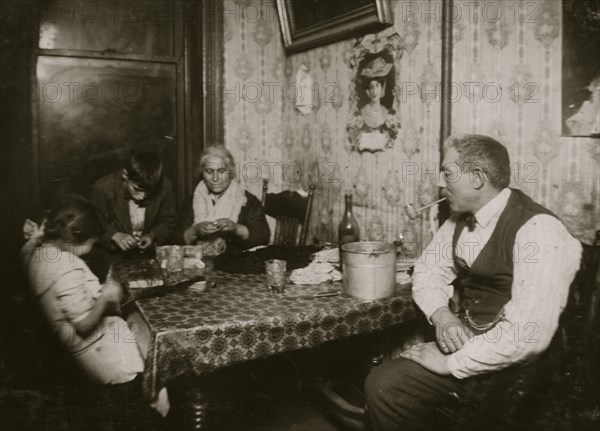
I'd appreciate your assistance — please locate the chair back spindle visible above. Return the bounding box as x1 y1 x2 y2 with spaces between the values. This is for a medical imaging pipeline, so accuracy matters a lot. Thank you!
263 181 315 246
261 178 268 204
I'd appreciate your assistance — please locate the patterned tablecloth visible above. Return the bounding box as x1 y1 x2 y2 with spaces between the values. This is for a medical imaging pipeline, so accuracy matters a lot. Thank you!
116 258 416 400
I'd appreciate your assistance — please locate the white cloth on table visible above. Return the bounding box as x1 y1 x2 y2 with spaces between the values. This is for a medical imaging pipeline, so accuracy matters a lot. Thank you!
290 261 342 285
128 279 164 288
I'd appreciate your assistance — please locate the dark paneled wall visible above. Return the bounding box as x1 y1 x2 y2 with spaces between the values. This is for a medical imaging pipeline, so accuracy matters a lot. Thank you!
0 1 42 383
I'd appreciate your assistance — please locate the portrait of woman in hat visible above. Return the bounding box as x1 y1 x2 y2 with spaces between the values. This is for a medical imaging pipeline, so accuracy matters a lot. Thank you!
358 55 395 130
347 48 401 152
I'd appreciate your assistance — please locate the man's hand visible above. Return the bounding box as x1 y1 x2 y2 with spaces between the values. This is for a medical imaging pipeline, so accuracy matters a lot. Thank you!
400 342 451 375
137 233 155 250
431 306 473 354
112 232 137 251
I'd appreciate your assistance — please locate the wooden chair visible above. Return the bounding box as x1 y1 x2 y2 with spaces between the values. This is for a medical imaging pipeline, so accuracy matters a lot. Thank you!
262 179 316 246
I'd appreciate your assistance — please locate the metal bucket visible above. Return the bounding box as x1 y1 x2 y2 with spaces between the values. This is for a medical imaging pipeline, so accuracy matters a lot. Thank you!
341 242 396 300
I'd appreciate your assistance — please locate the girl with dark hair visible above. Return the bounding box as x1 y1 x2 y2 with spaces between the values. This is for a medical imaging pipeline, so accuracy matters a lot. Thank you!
21 199 144 385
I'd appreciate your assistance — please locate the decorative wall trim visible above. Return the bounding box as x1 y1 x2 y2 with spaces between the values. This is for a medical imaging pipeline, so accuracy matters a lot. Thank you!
440 0 453 154
201 1 225 154
438 0 454 225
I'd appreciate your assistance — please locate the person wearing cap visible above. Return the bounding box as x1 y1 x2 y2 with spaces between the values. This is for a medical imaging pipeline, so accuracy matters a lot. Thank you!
91 151 178 252
359 56 393 129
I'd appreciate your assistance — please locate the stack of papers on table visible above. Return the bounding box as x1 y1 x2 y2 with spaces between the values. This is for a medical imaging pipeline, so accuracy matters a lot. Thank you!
128 279 164 289
184 258 205 269
183 245 206 269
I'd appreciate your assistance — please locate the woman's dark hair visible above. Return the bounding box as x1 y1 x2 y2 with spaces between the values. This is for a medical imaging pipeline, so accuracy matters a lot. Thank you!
362 76 386 90
44 199 106 244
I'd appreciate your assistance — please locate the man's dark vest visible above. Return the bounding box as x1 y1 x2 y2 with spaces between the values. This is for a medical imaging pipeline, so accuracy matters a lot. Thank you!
452 188 557 327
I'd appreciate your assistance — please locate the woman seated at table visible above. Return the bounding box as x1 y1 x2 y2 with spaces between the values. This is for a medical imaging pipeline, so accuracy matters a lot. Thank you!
21 199 144 386
183 145 270 253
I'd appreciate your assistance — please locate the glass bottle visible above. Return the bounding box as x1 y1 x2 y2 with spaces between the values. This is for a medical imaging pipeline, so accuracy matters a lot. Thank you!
393 232 404 257
338 194 360 273
338 193 360 246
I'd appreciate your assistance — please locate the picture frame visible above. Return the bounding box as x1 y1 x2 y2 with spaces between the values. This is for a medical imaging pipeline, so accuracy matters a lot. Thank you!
561 0 600 137
346 33 403 153
276 0 394 54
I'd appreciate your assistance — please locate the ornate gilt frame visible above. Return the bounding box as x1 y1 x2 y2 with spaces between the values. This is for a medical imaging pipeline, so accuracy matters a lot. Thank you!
276 0 393 54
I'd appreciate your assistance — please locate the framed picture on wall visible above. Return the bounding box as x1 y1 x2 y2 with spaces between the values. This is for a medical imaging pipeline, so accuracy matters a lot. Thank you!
345 32 403 153
276 0 393 54
562 0 600 137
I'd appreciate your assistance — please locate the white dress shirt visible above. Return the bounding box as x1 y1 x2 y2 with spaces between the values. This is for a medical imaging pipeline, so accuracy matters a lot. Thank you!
412 188 582 379
129 200 146 239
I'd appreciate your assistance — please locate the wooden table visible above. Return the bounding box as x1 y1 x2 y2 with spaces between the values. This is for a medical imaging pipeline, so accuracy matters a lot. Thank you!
117 257 416 429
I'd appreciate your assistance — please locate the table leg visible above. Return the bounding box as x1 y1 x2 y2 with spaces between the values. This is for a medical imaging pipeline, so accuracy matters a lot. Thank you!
186 387 211 431
169 385 212 431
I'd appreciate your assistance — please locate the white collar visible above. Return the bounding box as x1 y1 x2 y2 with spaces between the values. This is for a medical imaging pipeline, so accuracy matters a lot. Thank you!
474 188 511 228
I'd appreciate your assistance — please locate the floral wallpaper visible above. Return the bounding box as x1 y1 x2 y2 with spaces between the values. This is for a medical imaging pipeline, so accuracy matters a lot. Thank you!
224 0 440 250
223 0 284 197
450 0 599 244
224 0 599 246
